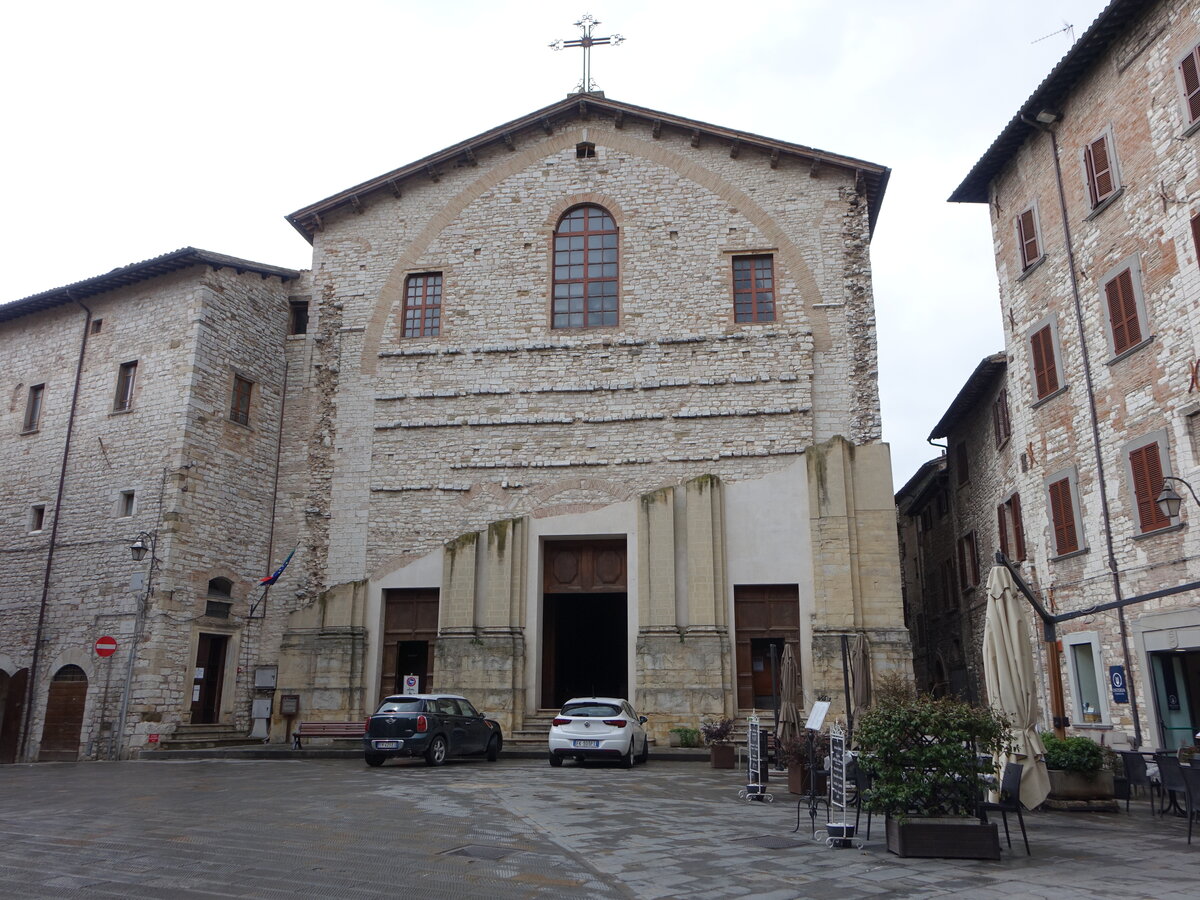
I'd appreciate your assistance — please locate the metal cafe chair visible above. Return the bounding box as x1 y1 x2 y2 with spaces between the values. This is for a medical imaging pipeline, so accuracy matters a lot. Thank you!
1118 750 1159 814
1155 752 1188 816
848 758 874 840
978 761 1030 856
1181 764 1200 845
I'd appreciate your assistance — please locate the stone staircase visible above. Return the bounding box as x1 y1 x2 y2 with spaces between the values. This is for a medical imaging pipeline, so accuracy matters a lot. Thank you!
507 710 557 751
155 723 258 751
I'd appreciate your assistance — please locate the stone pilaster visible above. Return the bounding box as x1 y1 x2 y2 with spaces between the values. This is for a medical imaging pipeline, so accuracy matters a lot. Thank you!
636 487 676 630
440 531 479 634
685 474 727 630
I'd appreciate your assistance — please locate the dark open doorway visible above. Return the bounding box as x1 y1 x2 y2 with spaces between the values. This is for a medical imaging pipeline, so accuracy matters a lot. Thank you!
191 634 229 724
0 668 28 764
541 538 628 708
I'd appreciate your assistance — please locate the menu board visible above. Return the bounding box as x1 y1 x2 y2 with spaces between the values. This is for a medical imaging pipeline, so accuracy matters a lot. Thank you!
830 729 847 812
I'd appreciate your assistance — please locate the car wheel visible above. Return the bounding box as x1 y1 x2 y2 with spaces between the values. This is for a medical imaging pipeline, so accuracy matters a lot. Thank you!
424 735 448 767
486 735 501 762
549 752 563 767
637 736 649 764
620 742 634 769
364 753 386 768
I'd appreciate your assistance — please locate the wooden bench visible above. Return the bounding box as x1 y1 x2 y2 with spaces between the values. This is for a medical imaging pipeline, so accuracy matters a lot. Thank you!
292 721 365 749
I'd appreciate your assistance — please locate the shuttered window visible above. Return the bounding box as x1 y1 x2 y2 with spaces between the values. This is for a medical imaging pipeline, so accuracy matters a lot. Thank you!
998 493 1026 562
1048 477 1079 556
957 532 979 591
1180 44 1200 125
1030 325 1060 399
1017 208 1040 268
1129 441 1171 534
1084 133 1117 208
1104 267 1142 354
992 387 1012 448
1192 213 1200 270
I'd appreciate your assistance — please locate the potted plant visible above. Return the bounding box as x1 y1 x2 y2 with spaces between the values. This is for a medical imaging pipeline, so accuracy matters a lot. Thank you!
778 731 829 795
700 717 735 768
856 675 1011 860
668 726 700 749
1043 734 1113 800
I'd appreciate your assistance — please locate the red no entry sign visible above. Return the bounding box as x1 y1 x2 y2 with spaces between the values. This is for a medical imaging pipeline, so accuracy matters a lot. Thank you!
95 635 118 657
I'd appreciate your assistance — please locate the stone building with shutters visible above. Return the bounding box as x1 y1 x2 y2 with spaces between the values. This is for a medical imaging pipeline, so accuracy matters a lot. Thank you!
913 0 1200 752
1 93 910 760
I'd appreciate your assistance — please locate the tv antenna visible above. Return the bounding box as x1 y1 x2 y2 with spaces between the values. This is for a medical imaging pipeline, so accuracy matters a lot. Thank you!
1032 22 1074 45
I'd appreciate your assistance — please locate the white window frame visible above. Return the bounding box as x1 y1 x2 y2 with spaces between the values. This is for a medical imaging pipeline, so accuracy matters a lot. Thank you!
1098 255 1150 361
1064 630 1111 726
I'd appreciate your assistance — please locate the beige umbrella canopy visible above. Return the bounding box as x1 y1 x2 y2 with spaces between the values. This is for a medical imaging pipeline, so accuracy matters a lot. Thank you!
983 565 1050 810
776 644 803 752
849 633 872 724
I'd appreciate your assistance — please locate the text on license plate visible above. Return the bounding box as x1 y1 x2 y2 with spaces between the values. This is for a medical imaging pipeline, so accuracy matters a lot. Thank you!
572 739 599 748
374 740 402 750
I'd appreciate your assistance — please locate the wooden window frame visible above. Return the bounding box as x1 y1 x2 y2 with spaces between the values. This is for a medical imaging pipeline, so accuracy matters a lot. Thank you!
1027 318 1063 401
402 272 443 338
552 204 619 330
1124 431 1175 535
1082 127 1120 209
230 375 253 427
22 383 44 432
1177 43 1200 128
997 491 1026 562
1045 468 1085 558
957 531 979 591
113 361 137 412
1100 256 1148 358
1015 205 1042 270
732 254 776 323
992 387 1012 449
288 298 310 336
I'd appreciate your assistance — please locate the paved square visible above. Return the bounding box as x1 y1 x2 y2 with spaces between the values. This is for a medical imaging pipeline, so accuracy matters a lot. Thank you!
0 758 1195 898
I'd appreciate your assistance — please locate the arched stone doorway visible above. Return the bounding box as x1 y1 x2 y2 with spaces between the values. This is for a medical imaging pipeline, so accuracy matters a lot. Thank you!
39 665 88 761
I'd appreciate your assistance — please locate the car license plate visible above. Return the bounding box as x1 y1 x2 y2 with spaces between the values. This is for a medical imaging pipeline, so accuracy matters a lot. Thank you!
374 740 402 750
572 740 599 748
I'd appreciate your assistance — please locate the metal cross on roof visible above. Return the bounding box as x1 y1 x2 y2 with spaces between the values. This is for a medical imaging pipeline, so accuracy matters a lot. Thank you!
550 14 624 94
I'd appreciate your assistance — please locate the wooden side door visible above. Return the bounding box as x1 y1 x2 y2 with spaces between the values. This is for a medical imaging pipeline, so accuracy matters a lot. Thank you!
0 668 29 764
379 589 439 703
190 634 229 724
733 585 800 709
39 665 88 761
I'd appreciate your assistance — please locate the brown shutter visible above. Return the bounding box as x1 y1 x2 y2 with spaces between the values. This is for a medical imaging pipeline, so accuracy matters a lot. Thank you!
968 532 979 586
1130 443 1170 533
1085 135 1115 206
1018 209 1039 267
1048 478 1079 555
1011 492 1026 561
1104 268 1141 354
1181 48 1200 124
1031 326 1059 398
998 503 1010 558
1192 213 1200 270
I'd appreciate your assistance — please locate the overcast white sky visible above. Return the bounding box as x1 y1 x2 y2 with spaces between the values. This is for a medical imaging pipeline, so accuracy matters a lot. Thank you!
1 0 1109 488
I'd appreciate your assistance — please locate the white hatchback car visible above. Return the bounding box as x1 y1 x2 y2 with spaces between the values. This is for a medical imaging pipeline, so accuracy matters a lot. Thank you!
548 697 649 768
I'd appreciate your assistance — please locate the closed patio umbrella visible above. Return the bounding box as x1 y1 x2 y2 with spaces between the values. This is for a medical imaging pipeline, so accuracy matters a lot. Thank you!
849 632 872 731
776 644 802 754
983 565 1050 810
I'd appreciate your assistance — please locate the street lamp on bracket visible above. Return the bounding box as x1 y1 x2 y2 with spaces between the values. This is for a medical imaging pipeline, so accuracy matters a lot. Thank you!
1155 475 1200 520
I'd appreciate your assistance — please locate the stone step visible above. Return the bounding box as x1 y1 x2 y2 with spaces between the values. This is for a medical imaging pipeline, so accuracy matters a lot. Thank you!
158 724 253 751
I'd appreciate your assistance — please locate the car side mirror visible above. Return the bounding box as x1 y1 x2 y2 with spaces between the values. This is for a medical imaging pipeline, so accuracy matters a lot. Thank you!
640 716 648 724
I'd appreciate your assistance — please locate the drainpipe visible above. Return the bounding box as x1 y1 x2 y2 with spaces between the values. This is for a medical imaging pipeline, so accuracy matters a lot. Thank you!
20 297 92 762
1019 115 1141 747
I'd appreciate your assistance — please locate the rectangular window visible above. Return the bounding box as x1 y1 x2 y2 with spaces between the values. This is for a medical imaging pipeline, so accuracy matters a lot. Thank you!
1102 264 1145 355
119 491 135 518
1016 207 1041 269
23 384 44 432
1029 323 1061 400
998 492 1026 562
1067 635 1106 724
289 298 310 335
992 387 1012 448
403 273 442 337
936 489 949 518
1083 130 1119 208
1128 438 1172 534
957 532 979 591
919 507 932 532
1192 213 1200 269
732 255 776 323
113 361 137 411
90 319 103 334
1047 473 1082 556
1178 43 1200 126
955 441 969 486
30 504 46 533
230 375 253 426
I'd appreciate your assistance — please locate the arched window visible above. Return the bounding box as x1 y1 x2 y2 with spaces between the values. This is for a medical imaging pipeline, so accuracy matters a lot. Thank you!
207 577 233 598
553 205 618 329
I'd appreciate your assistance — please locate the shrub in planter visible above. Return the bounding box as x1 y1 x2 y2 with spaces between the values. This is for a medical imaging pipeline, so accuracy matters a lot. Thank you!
701 717 736 769
1042 733 1113 800
855 676 1012 859
669 727 700 749
778 732 829 794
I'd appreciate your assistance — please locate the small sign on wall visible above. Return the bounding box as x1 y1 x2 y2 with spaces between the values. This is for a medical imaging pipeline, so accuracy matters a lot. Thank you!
403 675 419 695
280 694 300 716
1109 666 1129 704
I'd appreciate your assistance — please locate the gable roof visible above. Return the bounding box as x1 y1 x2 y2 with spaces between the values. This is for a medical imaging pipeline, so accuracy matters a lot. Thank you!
927 352 1007 440
949 0 1153 203
0 248 299 325
286 94 891 240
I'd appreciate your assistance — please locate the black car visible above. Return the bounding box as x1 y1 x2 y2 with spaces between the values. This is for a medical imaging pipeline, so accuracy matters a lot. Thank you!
363 693 502 767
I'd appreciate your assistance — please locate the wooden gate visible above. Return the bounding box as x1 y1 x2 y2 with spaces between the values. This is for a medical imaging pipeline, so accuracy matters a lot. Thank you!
39 665 88 761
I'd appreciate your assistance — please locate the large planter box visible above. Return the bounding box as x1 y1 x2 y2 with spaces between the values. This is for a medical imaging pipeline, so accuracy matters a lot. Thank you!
1047 769 1114 800
710 743 735 769
885 817 1001 860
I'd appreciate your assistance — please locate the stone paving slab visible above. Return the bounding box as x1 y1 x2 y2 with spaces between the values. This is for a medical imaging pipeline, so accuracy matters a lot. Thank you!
0 758 1195 898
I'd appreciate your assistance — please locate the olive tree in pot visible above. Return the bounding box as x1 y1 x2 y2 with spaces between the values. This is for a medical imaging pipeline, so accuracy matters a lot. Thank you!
856 676 1012 860
1042 734 1113 800
701 718 735 768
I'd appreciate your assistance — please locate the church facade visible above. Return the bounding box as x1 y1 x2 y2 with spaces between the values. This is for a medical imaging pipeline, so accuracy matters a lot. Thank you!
1 95 908 759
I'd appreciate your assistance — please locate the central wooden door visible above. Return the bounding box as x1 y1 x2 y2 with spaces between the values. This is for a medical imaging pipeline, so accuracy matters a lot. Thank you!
734 584 800 709
379 588 439 704
39 665 88 761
